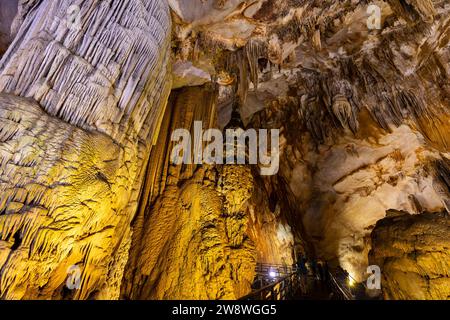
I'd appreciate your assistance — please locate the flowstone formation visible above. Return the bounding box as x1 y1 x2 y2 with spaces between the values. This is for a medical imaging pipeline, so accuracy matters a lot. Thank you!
121 87 259 300
0 0 448 301
123 166 256 300
167 0 450 295
0 0 172 299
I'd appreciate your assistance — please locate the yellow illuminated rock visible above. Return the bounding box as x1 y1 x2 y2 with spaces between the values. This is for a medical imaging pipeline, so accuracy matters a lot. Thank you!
370 211 450 300
0 0 449 301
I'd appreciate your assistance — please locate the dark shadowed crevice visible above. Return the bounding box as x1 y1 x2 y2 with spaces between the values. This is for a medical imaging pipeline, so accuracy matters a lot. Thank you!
0 0 18 57
10 229 23 251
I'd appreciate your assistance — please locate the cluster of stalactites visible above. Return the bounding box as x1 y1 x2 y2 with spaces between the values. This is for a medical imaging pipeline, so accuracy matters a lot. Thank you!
0 0 172 146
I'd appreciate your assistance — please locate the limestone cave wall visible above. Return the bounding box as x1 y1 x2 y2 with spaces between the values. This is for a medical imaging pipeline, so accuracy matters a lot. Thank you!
0 0 172 299
370 210 450 299
165 0 450 294
0 0 448 300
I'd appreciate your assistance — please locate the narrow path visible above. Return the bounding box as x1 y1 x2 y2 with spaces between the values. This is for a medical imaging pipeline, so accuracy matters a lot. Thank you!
240 263 355 301
293 276 334 300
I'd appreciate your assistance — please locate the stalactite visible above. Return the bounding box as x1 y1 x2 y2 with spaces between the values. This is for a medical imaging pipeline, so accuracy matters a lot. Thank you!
0 0 448 301
245 39 267 90
0 0 172 300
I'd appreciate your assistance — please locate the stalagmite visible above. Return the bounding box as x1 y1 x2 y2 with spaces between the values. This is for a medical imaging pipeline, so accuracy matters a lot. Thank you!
0 0 449 301
0 0 172 299
121 86 257 300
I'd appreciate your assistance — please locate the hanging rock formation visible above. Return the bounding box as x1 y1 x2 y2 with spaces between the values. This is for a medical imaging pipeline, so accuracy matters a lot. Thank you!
167 0 450 295
0 0 449 300
0 0 171 299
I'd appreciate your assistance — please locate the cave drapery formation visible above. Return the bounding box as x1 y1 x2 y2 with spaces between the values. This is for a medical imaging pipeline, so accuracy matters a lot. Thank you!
0 0 448 300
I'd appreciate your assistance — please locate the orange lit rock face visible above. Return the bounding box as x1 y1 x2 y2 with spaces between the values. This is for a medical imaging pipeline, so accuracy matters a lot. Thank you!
0 0 449 301
0 94 132 299
370 211 450 300
246 174 301 266
124 169 256 300
121 87 257 300
0 0 172 299
168 0 450 295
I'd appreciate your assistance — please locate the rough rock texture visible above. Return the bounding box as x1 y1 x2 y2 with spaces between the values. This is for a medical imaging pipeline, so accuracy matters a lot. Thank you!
370 211 450 300
0 0 171 299
168 0 450 291
246 176 301 266
121 86 257 300
0 0 17 56
0 0 449 300
275 123 449 280
1 0 288 300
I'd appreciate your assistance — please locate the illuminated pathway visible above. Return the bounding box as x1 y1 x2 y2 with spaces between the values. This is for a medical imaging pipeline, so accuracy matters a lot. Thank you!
240 263 354 300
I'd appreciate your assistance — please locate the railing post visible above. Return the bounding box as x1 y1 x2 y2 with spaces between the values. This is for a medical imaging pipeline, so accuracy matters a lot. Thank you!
241 263 310 301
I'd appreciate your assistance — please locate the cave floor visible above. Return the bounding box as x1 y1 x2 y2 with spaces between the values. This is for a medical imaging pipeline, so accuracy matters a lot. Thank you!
293 277 334 300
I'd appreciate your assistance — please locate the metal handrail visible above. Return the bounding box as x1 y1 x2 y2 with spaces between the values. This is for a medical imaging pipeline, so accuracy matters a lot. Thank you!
241 263 355 301
240 272 301 301
327 272 354 300
254 263 297 276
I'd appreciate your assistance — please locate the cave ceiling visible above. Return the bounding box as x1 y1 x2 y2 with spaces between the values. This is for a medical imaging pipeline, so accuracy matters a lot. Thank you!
0 0 448 300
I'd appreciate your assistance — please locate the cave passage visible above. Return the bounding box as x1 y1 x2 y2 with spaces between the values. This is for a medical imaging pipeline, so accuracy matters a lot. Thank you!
0 0 448 301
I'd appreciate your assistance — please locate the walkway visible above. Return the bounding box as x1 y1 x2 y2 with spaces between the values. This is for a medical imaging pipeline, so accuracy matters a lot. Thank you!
240 263 354 301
